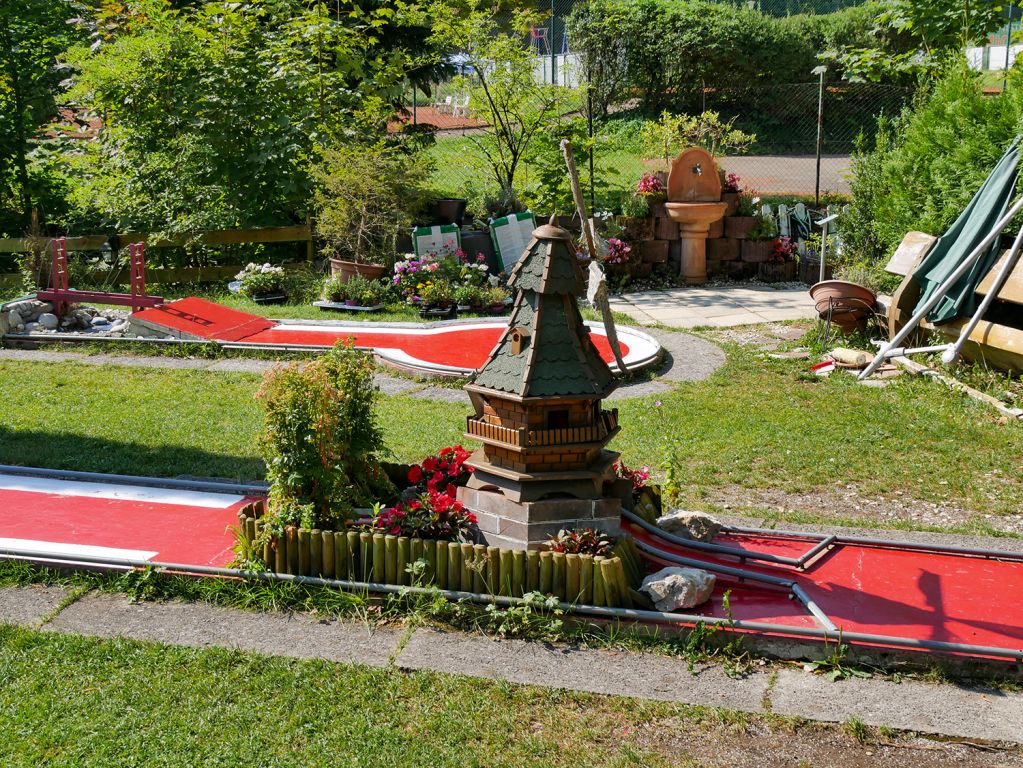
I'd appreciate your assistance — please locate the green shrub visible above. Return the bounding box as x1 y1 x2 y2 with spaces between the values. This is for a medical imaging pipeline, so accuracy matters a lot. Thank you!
843 61 1023 267
256 343 396 530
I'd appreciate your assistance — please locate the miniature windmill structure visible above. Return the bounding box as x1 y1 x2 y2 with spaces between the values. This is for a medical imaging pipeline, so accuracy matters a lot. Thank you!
459 216 624 549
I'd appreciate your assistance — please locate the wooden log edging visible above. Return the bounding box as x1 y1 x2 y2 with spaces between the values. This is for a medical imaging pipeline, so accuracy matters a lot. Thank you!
236 505 638 608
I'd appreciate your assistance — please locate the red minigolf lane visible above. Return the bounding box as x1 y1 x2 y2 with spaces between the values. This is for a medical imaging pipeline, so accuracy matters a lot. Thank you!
131 298 631 369
0 481 257 568
626 523 1023 656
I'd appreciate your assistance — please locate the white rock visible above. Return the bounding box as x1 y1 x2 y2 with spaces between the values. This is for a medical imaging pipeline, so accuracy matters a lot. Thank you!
640 567 716 612
656 510 722 542
38 313 59 330
92 316 110 326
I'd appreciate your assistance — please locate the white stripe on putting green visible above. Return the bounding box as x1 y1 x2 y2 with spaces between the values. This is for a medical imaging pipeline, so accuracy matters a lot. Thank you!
0 537 158 561
0 474 246 509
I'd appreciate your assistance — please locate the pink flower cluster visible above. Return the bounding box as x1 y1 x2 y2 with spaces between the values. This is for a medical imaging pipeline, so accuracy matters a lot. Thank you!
723 172 742 193
604 238 632 265
636 173 665 197
770 236 799 263
613 458 650 492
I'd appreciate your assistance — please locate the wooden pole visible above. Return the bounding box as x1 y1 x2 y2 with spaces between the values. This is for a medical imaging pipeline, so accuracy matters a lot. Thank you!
286 526 299 575
310 529 323 576
321 530 335 578
274 538 286 574
539 551 553 594
385 535 398 584
423 539 438 585
580 554 594 604
560 140 597 260
359 532 373 582
565 553 581 604
460 543 474 591
436 539 449 589
472 544 487 594
397 537 411 586
487 547 501 595
601 558 622 607
447 542 461 590
552 552 567 600
592 556 606 606
499 549 513 596
346 531 360 580
411 538 425 585
512 550 526 597
526 551 541 592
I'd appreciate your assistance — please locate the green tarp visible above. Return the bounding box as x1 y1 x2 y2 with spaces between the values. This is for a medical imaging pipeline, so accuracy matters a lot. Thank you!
913 136 1021 324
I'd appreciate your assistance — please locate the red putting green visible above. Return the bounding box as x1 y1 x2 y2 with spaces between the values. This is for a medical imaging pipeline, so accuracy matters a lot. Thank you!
130 297 662 376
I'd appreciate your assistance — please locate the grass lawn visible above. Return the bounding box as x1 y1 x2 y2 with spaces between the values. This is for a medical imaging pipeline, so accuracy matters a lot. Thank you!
1 341 1021 529
0 624 695 767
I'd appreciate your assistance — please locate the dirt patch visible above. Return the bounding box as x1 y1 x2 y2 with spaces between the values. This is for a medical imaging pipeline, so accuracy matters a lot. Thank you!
632 716 1023 768
712 322 813 351
700 484 1023 536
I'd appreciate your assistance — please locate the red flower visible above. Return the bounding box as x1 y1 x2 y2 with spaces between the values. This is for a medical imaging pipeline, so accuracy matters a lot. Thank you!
407 465 423 483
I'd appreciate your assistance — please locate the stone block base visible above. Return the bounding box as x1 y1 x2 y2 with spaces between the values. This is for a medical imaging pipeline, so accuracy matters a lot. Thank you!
458 486 622 550
706 237 740 261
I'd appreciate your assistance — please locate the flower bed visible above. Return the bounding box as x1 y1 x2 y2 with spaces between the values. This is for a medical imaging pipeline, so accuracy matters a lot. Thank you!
235 503 639 608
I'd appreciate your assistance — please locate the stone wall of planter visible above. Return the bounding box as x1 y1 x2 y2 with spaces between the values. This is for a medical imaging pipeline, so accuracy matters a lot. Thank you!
236 503 643 608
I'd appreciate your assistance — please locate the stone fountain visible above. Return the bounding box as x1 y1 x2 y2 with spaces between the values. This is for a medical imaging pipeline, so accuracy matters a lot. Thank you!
664 147 727 285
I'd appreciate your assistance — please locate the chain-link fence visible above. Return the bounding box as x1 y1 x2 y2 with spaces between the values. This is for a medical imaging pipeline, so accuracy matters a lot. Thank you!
394 0 912 213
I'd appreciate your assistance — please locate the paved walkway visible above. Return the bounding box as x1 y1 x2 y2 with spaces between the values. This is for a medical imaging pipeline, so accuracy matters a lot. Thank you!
2 584 1021 745
609 283 818 329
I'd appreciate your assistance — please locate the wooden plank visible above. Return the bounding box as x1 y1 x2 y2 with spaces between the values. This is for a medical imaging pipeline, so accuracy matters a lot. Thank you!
976 249 1023 305
884 231 936 277
0 225 312 254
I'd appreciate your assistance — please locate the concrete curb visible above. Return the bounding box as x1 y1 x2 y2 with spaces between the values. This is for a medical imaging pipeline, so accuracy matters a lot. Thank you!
2 585 1020 745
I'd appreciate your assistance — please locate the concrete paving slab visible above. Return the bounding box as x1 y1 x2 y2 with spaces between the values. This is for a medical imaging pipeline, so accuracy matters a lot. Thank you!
396 627 770 711
47 592 403 667
0 585 71 626
771 668 1023 744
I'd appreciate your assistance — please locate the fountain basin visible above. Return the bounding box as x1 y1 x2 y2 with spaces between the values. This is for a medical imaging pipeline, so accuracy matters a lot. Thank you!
665 201 728 229
666 201 727 284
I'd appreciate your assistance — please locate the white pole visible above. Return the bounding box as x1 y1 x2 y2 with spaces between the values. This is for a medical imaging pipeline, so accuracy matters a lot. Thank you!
942 221 1023 363
859 195 1023 380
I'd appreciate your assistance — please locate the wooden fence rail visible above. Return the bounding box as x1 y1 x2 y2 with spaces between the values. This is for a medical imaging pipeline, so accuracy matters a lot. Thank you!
0 224 315 290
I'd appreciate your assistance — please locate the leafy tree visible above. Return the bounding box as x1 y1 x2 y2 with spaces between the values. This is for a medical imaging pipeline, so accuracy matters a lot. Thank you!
0 0 82 232
62 0 441 239
430 0 580 202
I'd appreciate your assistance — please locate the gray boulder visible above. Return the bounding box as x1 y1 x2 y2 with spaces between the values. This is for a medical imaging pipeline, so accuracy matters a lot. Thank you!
38 312 59 330
640 567 716 612
656 509 722 542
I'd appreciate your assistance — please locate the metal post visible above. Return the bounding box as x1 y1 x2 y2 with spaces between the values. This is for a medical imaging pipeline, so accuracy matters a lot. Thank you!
550 0 557 85
1004 3 1015 93
813 66 827 208
587 64 595 210
412 84 417 125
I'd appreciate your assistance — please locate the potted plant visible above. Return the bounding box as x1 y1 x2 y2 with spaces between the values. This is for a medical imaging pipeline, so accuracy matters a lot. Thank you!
740 214 777 263
617 192 655 241
721 172 742 216
236 263 289 304
635 173 667 218
484 285 511 314
725 190 760 239
759 236 799 283
418 279 457 318
312 143 428 282
602 237 633 278
454 283 486 312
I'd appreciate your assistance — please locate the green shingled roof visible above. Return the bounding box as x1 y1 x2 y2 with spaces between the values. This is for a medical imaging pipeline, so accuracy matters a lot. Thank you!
473 222 616 399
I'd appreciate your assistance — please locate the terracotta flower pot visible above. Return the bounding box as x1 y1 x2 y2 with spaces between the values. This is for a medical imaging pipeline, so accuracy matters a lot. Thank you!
617 216 655 241
740 239 775 263
809 280 877 332
721 191 740 217
724 216 758 240
329 258 386 283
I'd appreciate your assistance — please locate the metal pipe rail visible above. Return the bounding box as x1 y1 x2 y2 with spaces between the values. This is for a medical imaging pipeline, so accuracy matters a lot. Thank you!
1 545 1019 662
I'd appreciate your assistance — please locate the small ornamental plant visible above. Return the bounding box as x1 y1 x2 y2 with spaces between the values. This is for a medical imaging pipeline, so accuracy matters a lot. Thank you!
374 490 478 541
604 237 632 266
723 172 742 193
236 263 287 298
406 444 474 497
612 458 650 492
635 173 666 200
256 342 396 531
736 191 760 217
770 236 799 263
545 527 616 557
392 246 491 303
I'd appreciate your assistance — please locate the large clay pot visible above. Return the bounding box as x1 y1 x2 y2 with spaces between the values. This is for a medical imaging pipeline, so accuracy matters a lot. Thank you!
431 198 468 226
329 258 387 283
724 216 758 240
809 280 877 333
